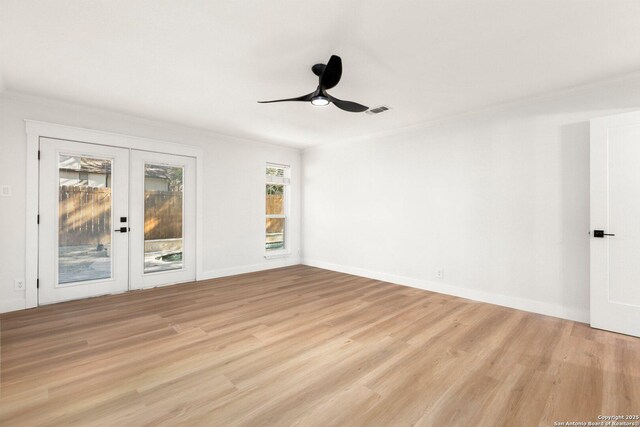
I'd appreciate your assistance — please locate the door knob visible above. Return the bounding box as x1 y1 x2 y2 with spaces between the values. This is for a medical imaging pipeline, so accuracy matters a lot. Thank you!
114 227 129 233
593 230 615 238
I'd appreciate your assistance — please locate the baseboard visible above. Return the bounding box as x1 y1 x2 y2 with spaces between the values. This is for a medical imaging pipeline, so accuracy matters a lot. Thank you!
301 258 590 323
0 297 27 314
201 257 302 280
3 259 588 322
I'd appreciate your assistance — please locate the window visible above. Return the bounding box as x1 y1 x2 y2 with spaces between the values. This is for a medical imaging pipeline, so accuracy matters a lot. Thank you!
266 163 290 252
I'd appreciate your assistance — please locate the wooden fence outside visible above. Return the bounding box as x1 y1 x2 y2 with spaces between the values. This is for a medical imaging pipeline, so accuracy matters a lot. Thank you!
59 189 281 246
266 194 283 215
266 194 285 242
59 187 112 246
58 186 182 246
144 190 183 240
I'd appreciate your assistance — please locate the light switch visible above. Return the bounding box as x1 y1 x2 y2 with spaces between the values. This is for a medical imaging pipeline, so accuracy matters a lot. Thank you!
0 185 11 197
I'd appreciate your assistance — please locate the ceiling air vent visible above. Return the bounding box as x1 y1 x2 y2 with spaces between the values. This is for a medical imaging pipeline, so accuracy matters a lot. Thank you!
366 105 390 115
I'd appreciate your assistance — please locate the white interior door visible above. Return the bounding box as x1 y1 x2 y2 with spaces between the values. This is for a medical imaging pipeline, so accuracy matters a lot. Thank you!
129 150 196 290
591 111 640 337
39 138 130 304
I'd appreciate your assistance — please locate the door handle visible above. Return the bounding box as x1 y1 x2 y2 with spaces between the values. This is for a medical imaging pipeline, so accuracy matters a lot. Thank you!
114 227 129 233
593 230 615 238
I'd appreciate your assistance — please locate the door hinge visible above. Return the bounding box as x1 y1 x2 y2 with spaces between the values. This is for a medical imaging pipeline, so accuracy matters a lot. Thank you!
37 150 41 160
37 279 40 289
37 214 40 224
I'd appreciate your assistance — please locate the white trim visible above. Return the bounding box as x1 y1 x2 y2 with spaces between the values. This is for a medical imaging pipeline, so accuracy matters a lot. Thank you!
195 155 204 281
26 120 203 157
25 120 205 309
590 110 640 129
25 130 39 308
0 298 27 314
302 258 590 323
201 257 301 280
264 251 292 260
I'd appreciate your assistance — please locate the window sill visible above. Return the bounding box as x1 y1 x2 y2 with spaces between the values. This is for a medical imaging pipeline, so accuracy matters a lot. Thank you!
264 251 291 260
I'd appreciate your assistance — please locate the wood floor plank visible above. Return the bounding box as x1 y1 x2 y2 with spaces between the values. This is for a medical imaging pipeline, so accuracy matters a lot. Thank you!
1 265 639 426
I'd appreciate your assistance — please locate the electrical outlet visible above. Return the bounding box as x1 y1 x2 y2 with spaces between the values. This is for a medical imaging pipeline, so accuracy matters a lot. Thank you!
1 185 12 197
14 279 25 291
436 269 444 279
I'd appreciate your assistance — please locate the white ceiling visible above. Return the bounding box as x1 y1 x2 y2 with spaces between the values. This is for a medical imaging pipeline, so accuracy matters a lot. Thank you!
1 1 640 148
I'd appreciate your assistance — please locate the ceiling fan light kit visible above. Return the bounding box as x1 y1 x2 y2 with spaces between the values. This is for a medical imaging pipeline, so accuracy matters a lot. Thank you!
259 55 369 113
311 95 330 106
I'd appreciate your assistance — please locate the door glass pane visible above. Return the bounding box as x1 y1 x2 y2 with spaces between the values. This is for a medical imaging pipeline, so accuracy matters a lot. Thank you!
144 164 184 273
266 218 285 250
58 154 112 284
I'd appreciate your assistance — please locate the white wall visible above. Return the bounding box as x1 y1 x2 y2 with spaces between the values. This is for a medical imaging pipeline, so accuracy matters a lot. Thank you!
0 92 301 312
4 73 640 319
302 73 640 322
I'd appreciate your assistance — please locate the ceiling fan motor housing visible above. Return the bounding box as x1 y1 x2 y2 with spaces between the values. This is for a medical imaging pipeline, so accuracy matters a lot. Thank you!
312 63 326 76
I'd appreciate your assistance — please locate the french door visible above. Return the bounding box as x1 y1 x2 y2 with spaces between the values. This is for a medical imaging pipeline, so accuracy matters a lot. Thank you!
38 137 196 305
129 150 196 290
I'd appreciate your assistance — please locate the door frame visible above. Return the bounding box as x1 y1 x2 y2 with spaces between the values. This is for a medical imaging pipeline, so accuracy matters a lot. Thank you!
25 120 204 309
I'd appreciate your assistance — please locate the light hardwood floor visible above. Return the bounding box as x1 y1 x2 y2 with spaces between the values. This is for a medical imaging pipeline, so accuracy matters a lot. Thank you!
1 265 639 426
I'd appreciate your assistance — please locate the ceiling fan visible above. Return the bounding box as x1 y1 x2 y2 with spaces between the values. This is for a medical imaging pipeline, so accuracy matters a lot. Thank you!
258 55 368 113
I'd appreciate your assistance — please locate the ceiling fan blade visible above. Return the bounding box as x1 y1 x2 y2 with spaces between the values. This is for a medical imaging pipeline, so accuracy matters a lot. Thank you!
258 93 314 103
320 55 342 90
326 94 368 113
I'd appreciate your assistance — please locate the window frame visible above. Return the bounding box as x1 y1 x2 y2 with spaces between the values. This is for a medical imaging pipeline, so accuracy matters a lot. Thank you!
265 163 290 256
